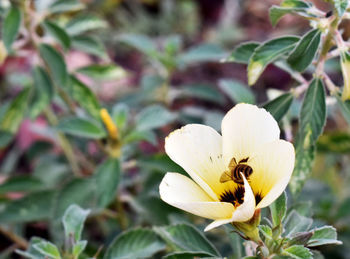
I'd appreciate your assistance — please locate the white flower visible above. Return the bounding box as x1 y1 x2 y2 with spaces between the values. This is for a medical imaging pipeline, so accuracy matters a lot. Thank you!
159 103 295 231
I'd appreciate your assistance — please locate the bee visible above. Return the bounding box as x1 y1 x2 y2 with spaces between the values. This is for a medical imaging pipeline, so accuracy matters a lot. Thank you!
220 157 253 185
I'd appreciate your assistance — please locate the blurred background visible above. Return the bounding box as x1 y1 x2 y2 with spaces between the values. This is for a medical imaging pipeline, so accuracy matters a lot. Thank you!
0 0 350 258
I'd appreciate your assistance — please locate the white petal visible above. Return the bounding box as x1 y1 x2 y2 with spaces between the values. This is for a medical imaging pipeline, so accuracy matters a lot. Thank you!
160 173 234 219
165 124 227 200
248 140 295 208
205 174 256 231
221 103 280 166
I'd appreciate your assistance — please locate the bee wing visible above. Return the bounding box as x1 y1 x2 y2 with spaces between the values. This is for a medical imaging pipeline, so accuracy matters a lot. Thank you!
220 171 232 183
228 157 237 171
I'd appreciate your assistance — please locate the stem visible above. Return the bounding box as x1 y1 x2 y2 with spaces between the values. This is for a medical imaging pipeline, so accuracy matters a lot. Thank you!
0 226 28 250
315 17 340 77
44 108 81 177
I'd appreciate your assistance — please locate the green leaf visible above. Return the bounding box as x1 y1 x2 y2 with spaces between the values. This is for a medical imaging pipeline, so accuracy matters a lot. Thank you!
224 42 259 64
94 158 120 208
112 103 129 129
56 117 106 139
30 66 54 119
39 44 69 88
62 204 90 242
16 237 47 259
49 0 85 13
288 232 313 246
137 153 185 174
178 44 226 66
290 143 315 194
0 130 14 148
71 35 108 60
73 240 87 258
124 130 157 146
248 36 299 85
76 64 126 81
259 225 273 240
218 79 256 104
2 5 21 51
308 226 342 247
65 14 107 36
270 191 287 227
284 211 313 236
290 78 325 193
54 178 96 218
118 34 157 55
33 241 61 259
300 78 326 143
155 223 220 257
269 0 312 26
263 92 293 122
282 245 312 259
0 88 30 133
0 176 44 194
334 0 349 17
179 84 226 104
0 190 56 223
104 228 165 259
70 76 100 120
162 252 215 259
136 105 176 131
287 29 321 72
43 20 71 50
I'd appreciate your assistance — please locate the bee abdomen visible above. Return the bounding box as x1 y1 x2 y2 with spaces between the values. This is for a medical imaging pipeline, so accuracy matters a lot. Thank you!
233 164 253 184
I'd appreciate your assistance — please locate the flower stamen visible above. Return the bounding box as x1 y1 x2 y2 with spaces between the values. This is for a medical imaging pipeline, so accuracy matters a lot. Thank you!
220 186 245 207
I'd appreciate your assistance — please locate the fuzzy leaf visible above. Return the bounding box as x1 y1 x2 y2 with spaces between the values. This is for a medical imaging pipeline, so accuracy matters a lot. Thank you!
65 14 107 36
62 204 90 242
56 117 106 139
33 241 61 259
282 245 312 259
71 35 108 59
104 228 165 259
94 158 120 208
263 92 293 122
30 66 54 119
70 76 100 120
287 29 321 72
155 223 220 257
39 44 69 88
248 36 299 85
308 226 342 247
224 42 259 64
219 79 256 104
43 20 71 50
2 5 21 51
0 88 30 133
270 191 287 227
136 105 176 131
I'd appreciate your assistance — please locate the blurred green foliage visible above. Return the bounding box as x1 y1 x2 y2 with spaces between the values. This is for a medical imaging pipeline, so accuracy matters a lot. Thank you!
0 0 349 258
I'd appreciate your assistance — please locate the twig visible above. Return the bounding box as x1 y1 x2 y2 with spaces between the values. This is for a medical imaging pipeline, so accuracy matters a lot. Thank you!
0 226 28 250
44 108 81 177
323 73 339 94
293 82 309 97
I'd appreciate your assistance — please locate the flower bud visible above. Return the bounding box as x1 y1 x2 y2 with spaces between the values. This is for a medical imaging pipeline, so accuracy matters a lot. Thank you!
232 209 262 243
100 108 121 158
